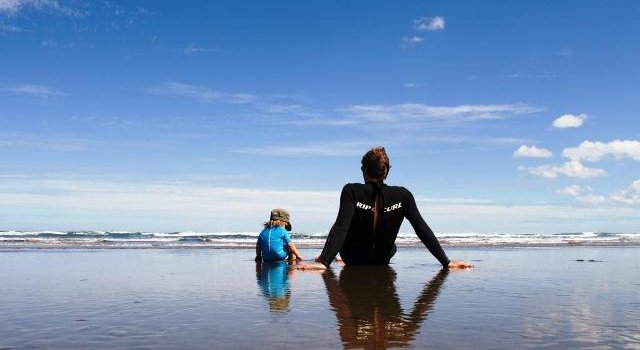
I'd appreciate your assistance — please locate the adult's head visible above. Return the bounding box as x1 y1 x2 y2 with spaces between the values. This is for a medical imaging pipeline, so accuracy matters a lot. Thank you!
361 147 391 182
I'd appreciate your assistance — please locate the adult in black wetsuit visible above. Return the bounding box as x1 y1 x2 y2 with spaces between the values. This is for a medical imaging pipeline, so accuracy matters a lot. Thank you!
298 147 472 270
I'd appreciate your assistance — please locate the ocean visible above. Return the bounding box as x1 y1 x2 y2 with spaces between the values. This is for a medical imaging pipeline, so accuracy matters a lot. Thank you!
1 230 639 248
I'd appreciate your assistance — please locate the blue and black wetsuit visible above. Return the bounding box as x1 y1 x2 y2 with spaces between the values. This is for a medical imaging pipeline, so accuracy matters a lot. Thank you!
317 182 450 267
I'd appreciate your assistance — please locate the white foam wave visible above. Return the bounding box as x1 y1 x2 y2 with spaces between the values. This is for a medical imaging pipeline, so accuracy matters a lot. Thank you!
1 230 639 248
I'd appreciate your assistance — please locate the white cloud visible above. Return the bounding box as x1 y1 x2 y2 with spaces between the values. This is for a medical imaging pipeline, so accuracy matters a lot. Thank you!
610 179 640 204
556 185 606 203
558 47 573 57
183 44 218 56
343 103 541 123
562 139 640 162
41 39 75 48
414 16 445 31
230 141 369 157
513 145 553 158
557 185 589 197
552 113 587 128
0 177 341 231
145 81 255 104
556 185 608 204
422 136 531 145
4 176 640 233
0 24 25 32
523 161 607 179
414 196 496 205
0 0 29 12
523 139 640 180
0 131 87 150
558 180 640 205
287 104 541 129
5 83 65 98
506 72 558 79
0 0 83 16
576 194 608 204
401 36 423 46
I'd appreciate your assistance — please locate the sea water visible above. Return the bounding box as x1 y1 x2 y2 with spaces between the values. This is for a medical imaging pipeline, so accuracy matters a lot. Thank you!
1 230 639 248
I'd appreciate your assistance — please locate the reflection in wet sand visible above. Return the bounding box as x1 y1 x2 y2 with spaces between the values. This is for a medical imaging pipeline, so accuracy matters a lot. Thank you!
322 266 448 349
256 261 293 313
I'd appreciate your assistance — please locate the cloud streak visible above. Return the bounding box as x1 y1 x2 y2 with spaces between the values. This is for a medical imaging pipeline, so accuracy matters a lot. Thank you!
401 36 423 46
0 23 26 32
230 141 369 157
0 0 84 16
342 103 541 124
183 44 218 56
145 81 255 104
3 176 640 232
4 83 65 98
414 16 445 32
401 15 445 46
0 131 88 151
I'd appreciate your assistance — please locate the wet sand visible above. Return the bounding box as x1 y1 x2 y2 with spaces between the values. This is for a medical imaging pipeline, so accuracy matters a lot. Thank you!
1 247 639 349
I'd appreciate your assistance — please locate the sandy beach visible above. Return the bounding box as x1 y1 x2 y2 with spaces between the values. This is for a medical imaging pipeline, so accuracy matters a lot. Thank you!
1 247 638 349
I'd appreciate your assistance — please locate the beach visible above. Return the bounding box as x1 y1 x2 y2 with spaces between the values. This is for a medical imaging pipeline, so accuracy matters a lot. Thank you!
1 247 639 349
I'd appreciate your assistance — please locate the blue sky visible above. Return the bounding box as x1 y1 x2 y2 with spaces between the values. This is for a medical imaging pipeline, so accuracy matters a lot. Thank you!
1 0 639 233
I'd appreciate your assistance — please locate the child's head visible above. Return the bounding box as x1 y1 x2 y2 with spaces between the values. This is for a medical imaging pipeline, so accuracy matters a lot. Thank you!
264 208 292 231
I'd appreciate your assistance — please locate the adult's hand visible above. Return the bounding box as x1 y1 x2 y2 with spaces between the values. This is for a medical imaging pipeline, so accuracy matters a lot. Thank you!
447 260 473 269
294 262 327 271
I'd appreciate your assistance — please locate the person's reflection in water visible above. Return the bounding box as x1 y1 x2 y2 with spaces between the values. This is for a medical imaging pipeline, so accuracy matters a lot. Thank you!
255 261 294 313
322 266 448 349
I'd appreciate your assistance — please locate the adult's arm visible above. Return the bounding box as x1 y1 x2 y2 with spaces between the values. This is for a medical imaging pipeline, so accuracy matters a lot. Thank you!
404 191 450 267
317 185 356 267
403 269 449 336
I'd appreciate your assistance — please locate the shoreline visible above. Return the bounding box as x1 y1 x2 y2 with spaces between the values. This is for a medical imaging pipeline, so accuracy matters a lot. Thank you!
2 241 640 250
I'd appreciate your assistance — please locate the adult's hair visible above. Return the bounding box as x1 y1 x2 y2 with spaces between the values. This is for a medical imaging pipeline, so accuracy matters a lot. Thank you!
361 147 390 181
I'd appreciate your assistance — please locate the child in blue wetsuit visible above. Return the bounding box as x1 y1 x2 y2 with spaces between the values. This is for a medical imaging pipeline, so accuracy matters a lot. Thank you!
255 208 304 262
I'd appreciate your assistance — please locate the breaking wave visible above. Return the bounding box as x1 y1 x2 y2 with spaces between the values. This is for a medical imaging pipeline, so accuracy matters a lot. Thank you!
1 230 638 249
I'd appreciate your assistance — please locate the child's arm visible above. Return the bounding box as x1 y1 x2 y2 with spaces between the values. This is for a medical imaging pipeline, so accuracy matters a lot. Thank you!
255 241 262 262
287 242 304 260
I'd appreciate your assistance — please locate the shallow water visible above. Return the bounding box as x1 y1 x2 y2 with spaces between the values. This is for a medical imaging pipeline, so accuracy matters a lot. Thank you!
1 247 638 349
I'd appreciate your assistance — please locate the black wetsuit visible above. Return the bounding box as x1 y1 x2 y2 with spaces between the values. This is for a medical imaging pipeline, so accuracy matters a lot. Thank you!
318 182 450 267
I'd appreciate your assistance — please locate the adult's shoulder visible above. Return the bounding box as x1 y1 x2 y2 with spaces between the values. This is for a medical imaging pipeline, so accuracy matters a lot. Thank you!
386 184 412 194
340 182 364 192
343 182 364 188
386 185 415 203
